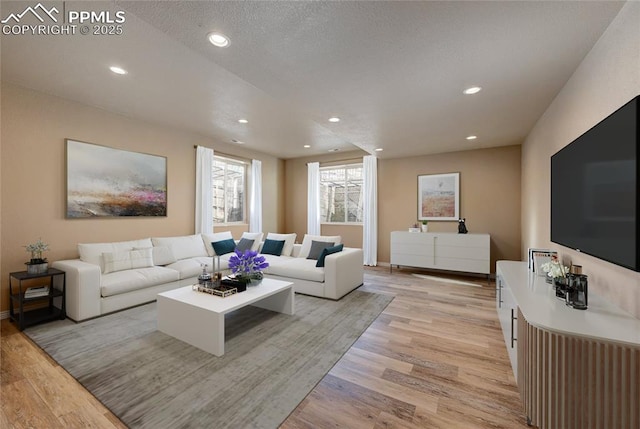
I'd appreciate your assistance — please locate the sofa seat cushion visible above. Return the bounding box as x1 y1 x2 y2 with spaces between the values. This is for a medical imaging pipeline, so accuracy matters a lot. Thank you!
165 259 204 280
192 256 230 272
101 267 179 297
166 255 232 279
261 254 294 271
267 258 325 282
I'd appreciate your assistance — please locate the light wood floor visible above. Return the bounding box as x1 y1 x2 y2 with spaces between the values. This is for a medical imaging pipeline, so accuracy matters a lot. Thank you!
1 267 531 428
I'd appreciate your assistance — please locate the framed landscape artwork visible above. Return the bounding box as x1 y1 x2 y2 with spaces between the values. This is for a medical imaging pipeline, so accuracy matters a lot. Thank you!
417 172 460 221
66 139 167 218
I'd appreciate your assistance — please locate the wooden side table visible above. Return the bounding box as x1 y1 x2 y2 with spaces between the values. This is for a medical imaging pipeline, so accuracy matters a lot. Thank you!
9 268 66 331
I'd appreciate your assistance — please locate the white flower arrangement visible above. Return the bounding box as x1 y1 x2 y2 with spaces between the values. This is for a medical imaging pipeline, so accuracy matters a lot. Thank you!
540 258 569 279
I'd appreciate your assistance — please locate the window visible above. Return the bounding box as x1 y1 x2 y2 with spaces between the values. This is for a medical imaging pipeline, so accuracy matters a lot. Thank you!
212 156 246 224
320 164 363 223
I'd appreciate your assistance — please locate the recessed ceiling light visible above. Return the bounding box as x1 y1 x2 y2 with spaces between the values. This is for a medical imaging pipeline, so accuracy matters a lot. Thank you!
328 117 340 123
238 119 248 124
466 135 477 140
231 139 244 144
109 66 127 75
375 148 384 152
208 32 230 47
303 145 311 148
463 86 482 95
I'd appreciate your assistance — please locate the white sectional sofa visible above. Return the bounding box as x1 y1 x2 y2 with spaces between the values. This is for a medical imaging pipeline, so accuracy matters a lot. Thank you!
53 233 364 322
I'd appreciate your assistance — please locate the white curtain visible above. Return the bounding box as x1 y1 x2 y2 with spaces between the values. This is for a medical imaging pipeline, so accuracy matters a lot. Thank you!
363 155 378 266
249 159 263 233
307 162 321 235
195 146 214 233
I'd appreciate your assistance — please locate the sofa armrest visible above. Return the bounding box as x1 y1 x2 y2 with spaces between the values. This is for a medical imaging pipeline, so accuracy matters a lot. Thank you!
323 247 364 299
52 259 102 321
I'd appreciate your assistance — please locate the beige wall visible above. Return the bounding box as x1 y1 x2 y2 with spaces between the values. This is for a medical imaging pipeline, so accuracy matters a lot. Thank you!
0 83 284 312
378 146 522 269
283 150 368 248
284 146 522 270
521 2 640 318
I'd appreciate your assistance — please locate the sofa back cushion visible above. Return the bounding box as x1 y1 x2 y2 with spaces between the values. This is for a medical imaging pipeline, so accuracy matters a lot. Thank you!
265 233 297 256
298 235 342 259
78 238 153 268
151 235 208 260
202 231 234 256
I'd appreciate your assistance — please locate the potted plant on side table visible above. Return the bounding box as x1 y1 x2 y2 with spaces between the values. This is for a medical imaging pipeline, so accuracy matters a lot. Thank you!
24 238 50 275
421 220 429 232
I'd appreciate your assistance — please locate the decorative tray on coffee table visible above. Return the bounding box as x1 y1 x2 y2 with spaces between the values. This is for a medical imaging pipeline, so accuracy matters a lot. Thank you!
193 283 237 297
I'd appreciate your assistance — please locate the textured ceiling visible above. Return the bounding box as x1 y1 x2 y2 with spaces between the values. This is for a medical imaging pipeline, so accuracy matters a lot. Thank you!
1 1 625 159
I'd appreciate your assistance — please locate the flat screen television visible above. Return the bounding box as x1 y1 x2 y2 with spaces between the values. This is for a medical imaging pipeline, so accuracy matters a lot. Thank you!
551 95 639 271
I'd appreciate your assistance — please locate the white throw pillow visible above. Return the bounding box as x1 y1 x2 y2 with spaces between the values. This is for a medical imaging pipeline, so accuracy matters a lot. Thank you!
298 235 342 259
135 246 176 266
151 235 208 260
130 248 154 269
202 231 234 256
102 248 153 274
265 233 297 257
240 232 264 251
79 238 152 269
152 246 177 265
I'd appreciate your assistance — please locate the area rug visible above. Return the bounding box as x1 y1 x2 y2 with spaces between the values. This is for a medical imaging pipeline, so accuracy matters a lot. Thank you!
25 289 392 429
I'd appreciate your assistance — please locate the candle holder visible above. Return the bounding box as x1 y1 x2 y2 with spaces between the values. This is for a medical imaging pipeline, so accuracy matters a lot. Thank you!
198 264 212 286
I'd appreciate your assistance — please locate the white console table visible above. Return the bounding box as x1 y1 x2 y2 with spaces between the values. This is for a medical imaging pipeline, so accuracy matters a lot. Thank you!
496 261 640 428
390 231 490 278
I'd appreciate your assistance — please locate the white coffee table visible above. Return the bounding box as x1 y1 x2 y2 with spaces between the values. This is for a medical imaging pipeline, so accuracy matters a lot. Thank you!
157 278 294 356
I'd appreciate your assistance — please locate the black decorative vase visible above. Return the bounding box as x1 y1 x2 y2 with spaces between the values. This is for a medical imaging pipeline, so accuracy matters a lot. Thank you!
554 277 567 299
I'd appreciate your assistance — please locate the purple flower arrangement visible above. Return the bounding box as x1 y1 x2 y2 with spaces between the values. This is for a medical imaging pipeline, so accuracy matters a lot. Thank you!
228 249 269 277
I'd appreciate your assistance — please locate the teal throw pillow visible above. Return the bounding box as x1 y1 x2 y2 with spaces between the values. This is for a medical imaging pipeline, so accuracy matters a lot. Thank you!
212 238 236 256
307 240 335 260
235 238 255 252
316 244 344 267
261 239 285 256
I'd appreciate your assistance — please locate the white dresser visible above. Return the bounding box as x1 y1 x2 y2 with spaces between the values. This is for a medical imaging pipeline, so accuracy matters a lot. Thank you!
390 231 490 276
496 261 640 428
